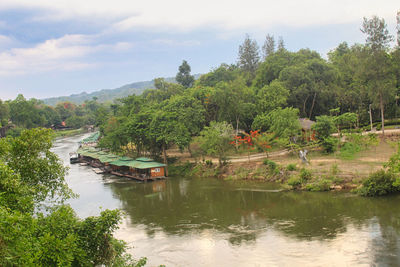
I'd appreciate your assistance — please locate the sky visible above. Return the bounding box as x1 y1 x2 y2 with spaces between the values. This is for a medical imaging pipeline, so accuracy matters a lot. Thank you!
0 1 398 100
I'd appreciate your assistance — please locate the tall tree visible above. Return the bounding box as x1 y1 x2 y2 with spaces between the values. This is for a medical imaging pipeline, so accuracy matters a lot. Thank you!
262 34 275 60
238 34 260 83
277 36 285 51
361 16 393 51
176 60 195 88
361 16 395 136
198 121 234 166
397 11 400 46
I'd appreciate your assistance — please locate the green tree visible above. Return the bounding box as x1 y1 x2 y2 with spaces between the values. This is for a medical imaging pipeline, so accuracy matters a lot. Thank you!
256 80 289 114
176 60 195 88
9 95 47 128
277 36 285 51
150 109 191 174
266 107 301 138
198 121 234 166
164 94 205 154
196 64 238 87
397 11 400 46
0 128 71 203
361 16 395 136
0 129 142 266
238 34 260 83
312 115 336 140
262 34 275 60
0 100 10 126
213 77 256 133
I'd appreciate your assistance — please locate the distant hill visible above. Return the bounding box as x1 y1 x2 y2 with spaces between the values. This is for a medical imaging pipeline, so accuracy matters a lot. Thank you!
42 76 183 106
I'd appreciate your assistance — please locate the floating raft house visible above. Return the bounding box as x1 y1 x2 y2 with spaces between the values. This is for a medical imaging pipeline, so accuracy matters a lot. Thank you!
76 147 166 181
79 131 100 145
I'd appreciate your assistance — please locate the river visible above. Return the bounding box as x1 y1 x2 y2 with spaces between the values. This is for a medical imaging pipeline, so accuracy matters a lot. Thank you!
53 134 400 266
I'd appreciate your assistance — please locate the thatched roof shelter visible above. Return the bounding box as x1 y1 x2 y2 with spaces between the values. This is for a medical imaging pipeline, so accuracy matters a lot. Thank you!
299 118 315 130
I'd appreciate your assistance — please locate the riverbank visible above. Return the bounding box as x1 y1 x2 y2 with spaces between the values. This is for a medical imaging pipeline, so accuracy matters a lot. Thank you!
53 128 88 138
170 137 399 193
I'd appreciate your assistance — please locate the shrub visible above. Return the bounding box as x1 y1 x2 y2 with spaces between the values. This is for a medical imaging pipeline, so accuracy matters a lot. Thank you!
263 159 277 169
339 141 361 160
234 167 250 179
394 177 400 189
313 115 336 140
330 163 340 175
358 170 397 197
321 137 338 153
305 179 332 192
299 168 312 182
287 176 302 188
332 176 344 185
286 163 297 171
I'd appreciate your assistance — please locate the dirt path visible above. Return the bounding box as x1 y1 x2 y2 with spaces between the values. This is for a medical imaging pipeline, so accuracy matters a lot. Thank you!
170 129 400 165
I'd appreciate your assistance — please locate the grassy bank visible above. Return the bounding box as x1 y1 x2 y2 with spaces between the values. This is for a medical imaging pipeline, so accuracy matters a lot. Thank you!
53 128 87 138
170 138 400 195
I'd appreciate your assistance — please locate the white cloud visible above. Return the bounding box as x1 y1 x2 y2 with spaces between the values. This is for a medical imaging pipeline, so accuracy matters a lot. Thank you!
0 0 398 32
151 39 200 47
0 34 13 46
0 34 129 76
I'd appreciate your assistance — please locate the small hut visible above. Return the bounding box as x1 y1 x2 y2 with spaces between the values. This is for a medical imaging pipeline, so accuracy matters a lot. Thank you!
299 118 316 142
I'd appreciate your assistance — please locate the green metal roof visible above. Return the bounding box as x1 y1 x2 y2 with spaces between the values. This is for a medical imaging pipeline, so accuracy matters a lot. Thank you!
108 159 132 166
130 161 166 169
135 157 154 162
98 154 119 163
119 156 133 161
80 132 100 144
109 158 166 169
75 147 165 169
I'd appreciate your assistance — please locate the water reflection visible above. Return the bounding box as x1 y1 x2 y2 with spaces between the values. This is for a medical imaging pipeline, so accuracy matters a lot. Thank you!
107 177 400 241
54 135 400 266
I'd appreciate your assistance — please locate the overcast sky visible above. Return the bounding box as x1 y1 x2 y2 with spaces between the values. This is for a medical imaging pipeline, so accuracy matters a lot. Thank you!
0 1 398 100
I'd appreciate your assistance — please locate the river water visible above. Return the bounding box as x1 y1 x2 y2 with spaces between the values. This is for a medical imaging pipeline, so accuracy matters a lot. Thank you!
53 134 400 266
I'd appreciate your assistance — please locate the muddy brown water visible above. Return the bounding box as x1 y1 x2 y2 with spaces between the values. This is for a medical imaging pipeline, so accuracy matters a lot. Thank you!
53 134 400 266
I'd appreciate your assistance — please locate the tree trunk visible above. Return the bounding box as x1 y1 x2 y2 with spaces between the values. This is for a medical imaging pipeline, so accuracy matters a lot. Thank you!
303 95 310 117
309 92 317 119
235 117 239 150
380 93 385 138
369 104 373 131
188 143 193 158
162 144 168 176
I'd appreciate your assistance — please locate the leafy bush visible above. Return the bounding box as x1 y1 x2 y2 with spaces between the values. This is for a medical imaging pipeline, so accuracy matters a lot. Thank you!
286 163 297 171
394 177 400 189
339 133 379 160
384 142 400 173
358 170 397 197
332 176 344 185
339 140 362 160
6 127 24 137
263 159 277 170
234 167 251 179
305 179 332 191
287 176 302 188
330 163 340 175
299 168 312 182
321 137 338 153
312 115 336 140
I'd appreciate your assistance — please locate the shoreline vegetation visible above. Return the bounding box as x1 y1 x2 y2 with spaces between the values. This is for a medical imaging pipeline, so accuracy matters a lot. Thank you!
168 131 400 197
53 127 88 138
